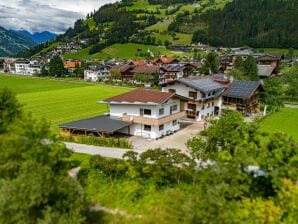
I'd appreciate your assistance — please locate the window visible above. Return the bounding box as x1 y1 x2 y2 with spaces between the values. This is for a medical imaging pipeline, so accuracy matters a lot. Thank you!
169 89 176 94
159 125 164 131
202 105 205 110
212 91 215 95
196 111 200 116
207 103 210 108
202 93 206 98
144 125 151 131
212 102 215 107
172 120 178 126
208 92 211 97
189 91 197 99
144 109 151 116
172 105 178 111
201 115 204 120
159 108 164 115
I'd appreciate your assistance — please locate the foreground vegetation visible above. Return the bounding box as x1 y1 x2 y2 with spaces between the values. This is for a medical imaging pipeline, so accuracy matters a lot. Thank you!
0 74 130 126
73 111 298 223
1 88 297 223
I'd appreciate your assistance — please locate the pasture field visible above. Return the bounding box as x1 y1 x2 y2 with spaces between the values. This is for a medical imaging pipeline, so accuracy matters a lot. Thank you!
64 43 181 60
259 108 298 141
0 74 130 127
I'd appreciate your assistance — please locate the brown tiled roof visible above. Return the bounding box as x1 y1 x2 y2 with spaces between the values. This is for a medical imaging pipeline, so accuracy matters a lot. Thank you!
131 64 159 74
110 64 133 73
104 89 174 104
129 60 147 66
64 61 82 69
152 56 178 64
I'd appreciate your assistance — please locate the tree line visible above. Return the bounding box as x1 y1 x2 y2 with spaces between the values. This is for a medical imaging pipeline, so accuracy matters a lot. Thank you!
192 0 298 48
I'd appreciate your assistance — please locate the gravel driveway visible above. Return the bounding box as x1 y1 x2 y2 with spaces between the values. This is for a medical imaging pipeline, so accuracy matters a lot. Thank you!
65 121 204 158
130 121 204 152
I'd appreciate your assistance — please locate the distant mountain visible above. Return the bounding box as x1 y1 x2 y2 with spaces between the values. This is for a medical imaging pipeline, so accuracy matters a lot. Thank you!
0 26 37 57
15 30 58 44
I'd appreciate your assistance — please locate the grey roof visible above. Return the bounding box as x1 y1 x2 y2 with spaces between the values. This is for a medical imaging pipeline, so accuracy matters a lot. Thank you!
178 77 226 93
213 73 226 79
223 80 262 99
59 115 130 133
258 65 274 77
88 64 110 71
161 64 184 72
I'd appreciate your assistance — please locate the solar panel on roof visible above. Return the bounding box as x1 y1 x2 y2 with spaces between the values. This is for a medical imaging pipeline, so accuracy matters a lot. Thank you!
178 78 226 93
223 80 261 98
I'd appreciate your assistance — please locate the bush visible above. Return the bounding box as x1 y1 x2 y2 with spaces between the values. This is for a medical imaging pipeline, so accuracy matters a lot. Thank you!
61 134 132 149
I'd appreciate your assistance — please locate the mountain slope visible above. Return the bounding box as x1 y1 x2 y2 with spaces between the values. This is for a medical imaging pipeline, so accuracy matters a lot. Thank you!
192 0 298 48
29 0 298 59
16 30 58 44
0 26 37 57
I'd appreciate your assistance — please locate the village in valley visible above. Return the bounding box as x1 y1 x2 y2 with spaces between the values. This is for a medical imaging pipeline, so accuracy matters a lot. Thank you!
0 0 298 223
0 45 290 150
0 41 296 153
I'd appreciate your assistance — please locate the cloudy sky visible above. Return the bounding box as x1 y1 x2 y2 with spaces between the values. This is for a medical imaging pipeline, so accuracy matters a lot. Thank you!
0 0 117 34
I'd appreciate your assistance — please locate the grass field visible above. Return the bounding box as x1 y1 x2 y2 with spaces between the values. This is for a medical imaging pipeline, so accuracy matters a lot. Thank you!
0 74 130 127
260 108 298 141
257 48 298 55
64 43 182 60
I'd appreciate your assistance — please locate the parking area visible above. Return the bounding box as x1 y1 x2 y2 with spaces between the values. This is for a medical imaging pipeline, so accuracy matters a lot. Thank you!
129 120 205 152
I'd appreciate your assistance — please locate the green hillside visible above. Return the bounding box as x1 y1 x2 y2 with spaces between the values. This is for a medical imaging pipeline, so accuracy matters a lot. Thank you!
28 0 227 59
30 0 298 60
0 26 37 57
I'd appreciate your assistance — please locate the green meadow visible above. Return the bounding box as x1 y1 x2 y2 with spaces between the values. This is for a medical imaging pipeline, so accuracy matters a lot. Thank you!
64 43 182 60
260 108 298 141
0 74 130 127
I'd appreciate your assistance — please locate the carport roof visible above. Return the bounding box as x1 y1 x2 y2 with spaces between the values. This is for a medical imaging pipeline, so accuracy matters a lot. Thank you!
59 115 130 134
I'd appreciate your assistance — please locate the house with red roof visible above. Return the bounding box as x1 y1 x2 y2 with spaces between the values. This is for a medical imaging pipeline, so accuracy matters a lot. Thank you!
103 89 186 139
60 89 186 139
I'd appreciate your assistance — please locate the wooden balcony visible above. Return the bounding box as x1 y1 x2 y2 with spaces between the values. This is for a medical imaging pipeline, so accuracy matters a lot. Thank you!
122 111 186 126
186 110 196 118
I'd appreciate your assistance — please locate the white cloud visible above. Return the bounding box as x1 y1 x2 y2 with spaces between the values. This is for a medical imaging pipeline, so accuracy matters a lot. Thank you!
0 0 118 33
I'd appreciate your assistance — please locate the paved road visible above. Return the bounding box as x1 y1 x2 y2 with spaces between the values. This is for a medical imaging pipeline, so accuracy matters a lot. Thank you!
285 104 298 108
65 142 144 159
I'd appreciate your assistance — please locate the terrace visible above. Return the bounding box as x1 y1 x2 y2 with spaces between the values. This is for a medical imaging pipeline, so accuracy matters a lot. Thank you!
122 111 186 126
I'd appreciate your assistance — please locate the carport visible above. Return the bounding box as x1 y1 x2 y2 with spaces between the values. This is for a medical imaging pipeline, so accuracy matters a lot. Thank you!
59 115 130 137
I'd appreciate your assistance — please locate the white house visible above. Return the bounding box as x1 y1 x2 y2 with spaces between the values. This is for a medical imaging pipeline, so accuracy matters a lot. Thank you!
84 64 111 82
161 77 226 121
14 59 41 75
103 89 186 139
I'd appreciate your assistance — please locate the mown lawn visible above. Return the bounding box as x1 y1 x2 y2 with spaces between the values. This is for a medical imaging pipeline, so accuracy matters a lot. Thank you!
0 74 130 127
260 108 298 141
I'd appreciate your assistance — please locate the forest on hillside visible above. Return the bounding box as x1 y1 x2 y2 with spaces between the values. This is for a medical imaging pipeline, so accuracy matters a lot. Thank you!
192 0 298 48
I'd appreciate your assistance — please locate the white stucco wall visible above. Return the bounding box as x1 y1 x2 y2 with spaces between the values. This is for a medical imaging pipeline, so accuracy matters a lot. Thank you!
162 83 203 99
118 121 180 139
111 98 181 139
109 98 180 119
162 82 224 121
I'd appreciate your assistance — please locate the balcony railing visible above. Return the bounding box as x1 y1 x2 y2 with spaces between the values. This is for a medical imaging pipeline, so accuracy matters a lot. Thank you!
186 110 196 118
122 111 186 126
